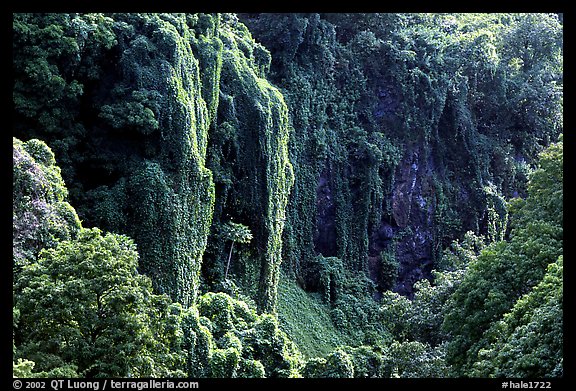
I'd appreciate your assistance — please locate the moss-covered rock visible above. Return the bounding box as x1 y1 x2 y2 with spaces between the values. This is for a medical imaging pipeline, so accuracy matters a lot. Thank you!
240 13 563 298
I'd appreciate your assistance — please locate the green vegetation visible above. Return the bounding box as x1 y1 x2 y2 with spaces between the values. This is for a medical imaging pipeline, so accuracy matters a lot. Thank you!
277 276 350 358
443 138 563 376
13 137 81 269
13 13 562 378
14 227 185 377
220 222 253 280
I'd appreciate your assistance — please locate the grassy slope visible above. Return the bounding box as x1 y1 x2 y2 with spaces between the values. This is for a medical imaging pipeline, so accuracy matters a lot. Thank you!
277 274 352 358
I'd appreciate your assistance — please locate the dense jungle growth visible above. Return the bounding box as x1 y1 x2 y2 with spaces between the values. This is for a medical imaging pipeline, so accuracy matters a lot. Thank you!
13 12 562 378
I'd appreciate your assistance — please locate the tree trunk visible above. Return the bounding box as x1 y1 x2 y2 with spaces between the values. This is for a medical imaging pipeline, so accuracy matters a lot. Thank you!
224 241 234 280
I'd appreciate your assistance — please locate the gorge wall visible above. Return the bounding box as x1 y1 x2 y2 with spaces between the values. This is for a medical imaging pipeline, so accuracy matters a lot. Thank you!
13 13 563 310
239 13 561 298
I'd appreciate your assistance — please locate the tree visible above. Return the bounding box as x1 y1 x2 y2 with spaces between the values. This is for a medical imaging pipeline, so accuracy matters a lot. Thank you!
472 256 563 377
384 341 448 378
443 137 563 376
302 349 354 378
197 292 303 378
13 228 183 377
13 137 81 269
500 14 563 156
220 222 253 280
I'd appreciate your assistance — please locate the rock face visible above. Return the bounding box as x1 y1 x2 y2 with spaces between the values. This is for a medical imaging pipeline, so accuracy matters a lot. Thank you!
237 13 563 302
310 140 440 297
388 146 435 296
314 168 337 258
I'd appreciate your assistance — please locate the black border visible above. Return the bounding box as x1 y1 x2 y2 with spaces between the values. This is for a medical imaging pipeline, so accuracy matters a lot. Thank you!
8 2 572 389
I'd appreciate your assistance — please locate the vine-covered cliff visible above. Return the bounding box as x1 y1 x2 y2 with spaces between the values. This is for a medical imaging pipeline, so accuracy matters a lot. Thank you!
13 13 562 379
13 13 293 312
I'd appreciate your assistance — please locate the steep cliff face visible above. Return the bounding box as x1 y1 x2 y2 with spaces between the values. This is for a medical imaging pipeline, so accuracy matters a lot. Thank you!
12 12 563 377
387 144 436 296
240 13 562 297
13 13 293 311
108 14 217 307
204 17 294 312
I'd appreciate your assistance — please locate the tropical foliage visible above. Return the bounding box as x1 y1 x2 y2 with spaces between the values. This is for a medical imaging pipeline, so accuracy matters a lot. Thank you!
13 13 562 378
